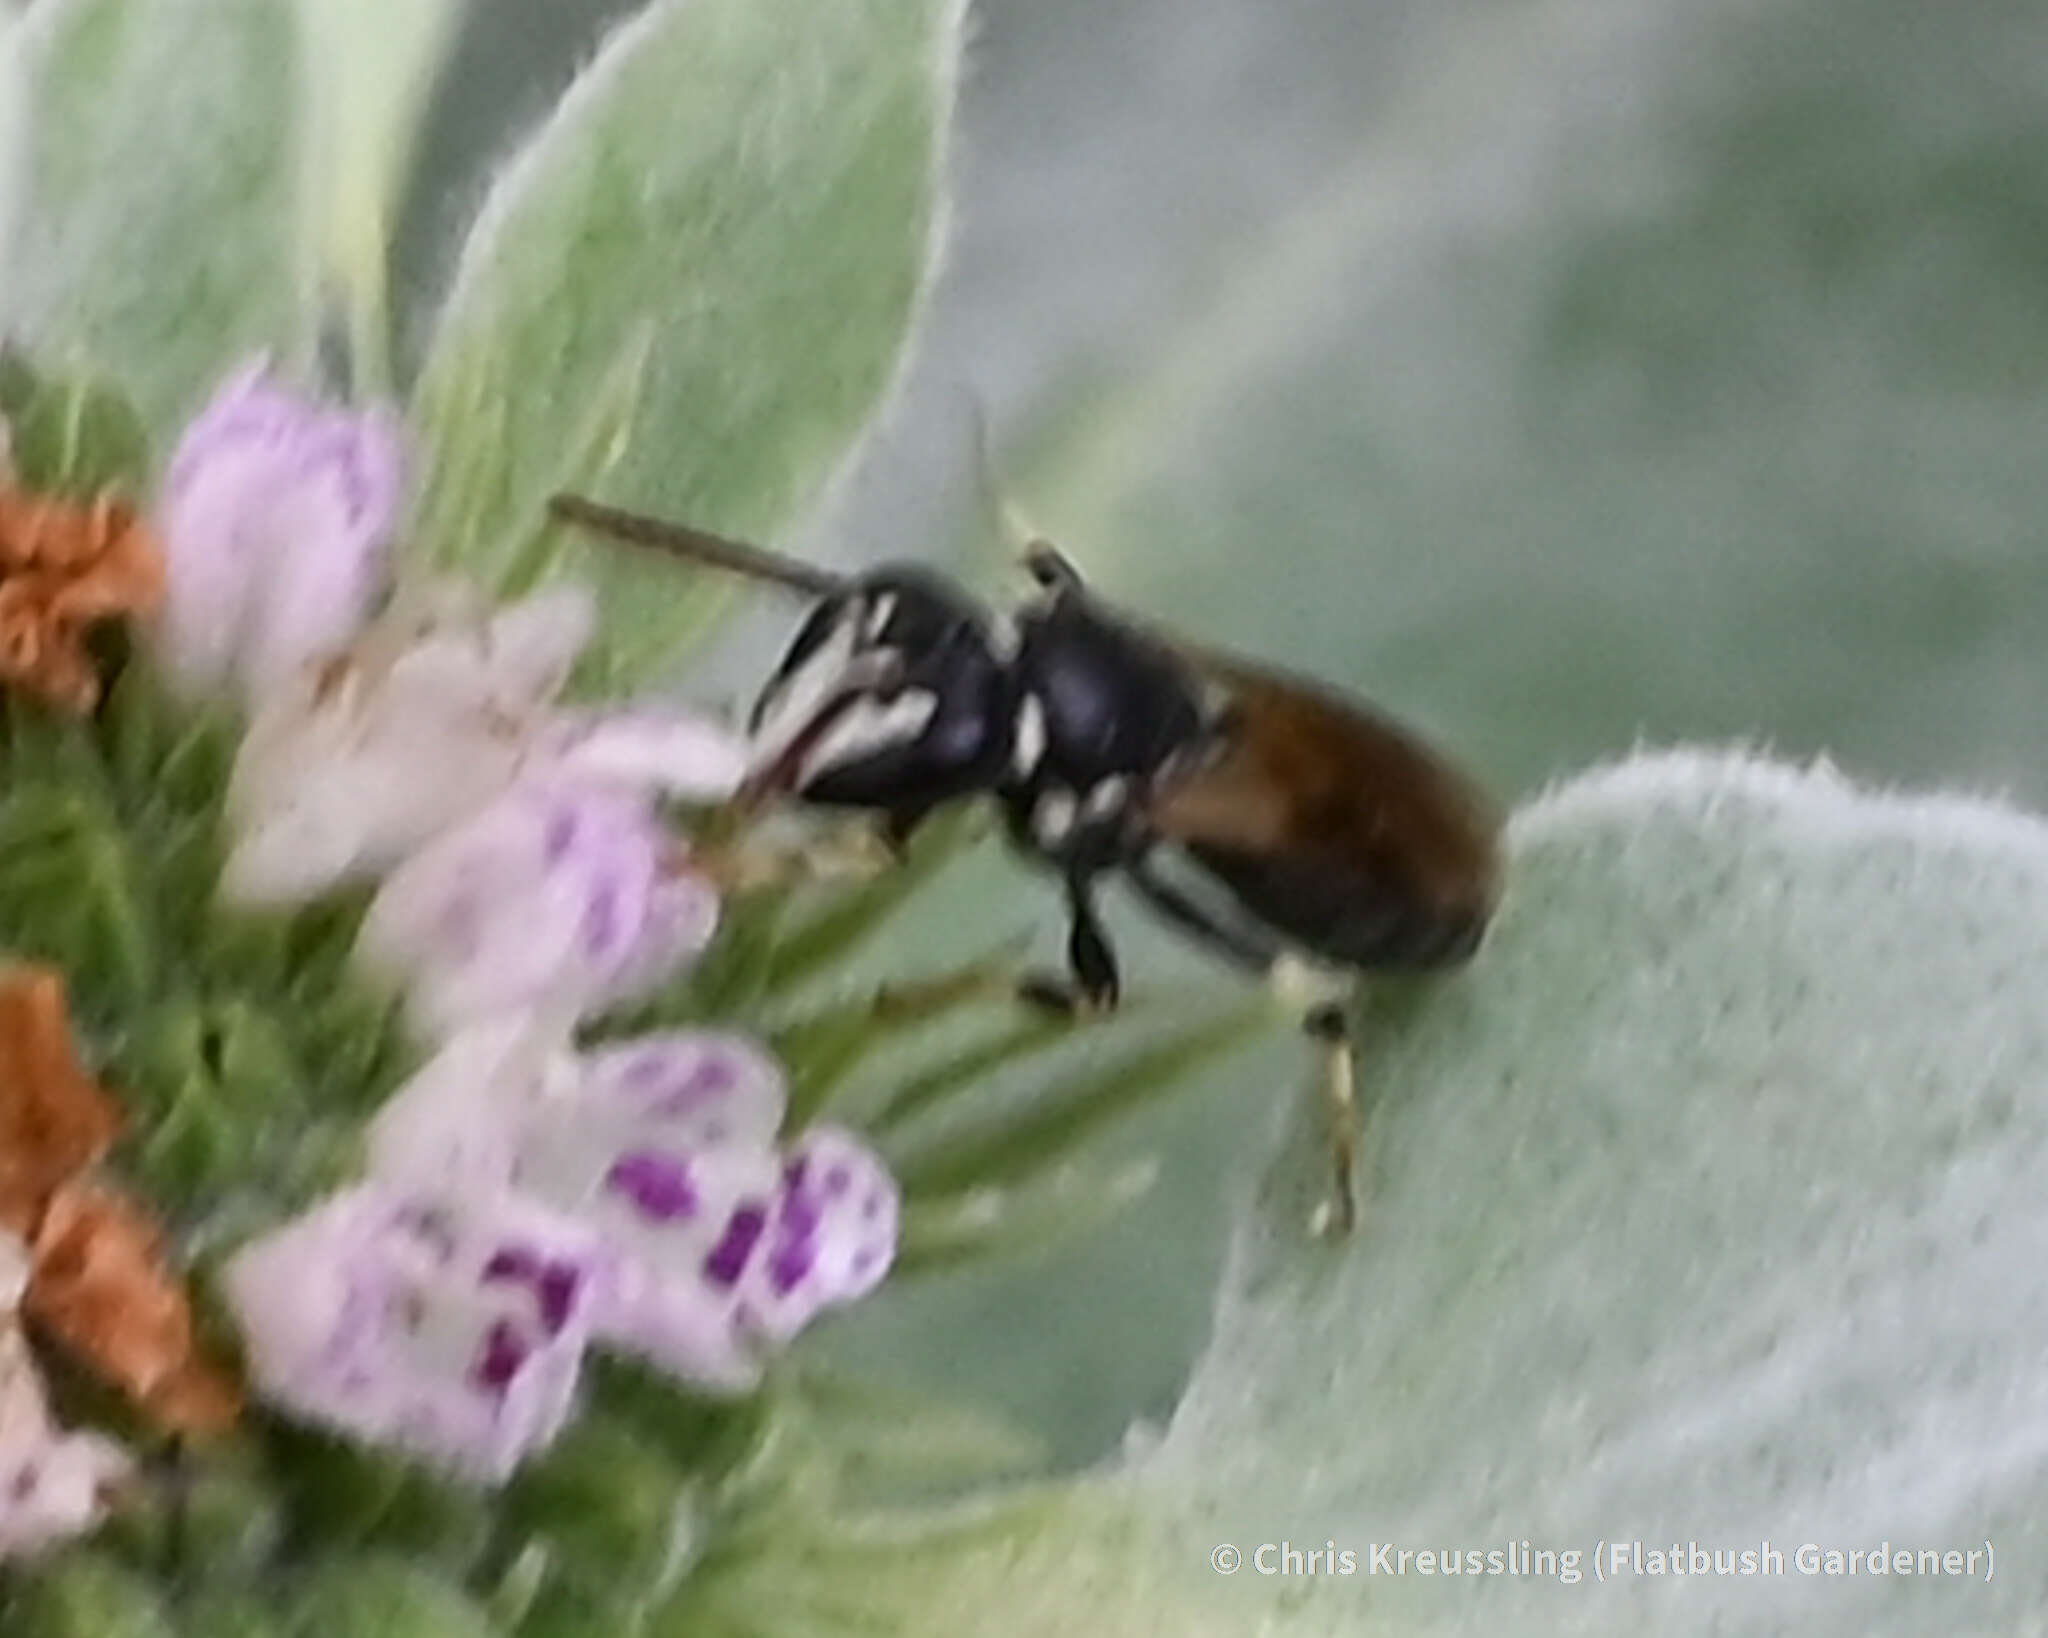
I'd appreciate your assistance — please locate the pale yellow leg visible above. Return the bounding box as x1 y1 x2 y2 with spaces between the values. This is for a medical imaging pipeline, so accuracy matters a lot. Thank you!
1304 1004 1360 1239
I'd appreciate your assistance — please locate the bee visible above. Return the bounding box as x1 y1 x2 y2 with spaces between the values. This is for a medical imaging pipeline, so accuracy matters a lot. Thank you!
549 493 1503 1235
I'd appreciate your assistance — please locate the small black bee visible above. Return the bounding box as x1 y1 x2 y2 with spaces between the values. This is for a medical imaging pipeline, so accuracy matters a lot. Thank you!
549 493 1502 1235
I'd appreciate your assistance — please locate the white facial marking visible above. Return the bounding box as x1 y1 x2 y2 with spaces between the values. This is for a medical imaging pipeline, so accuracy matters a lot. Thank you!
1012 694 1047 779
798 689 938 786
750 609 859 766
1032 788 1077 846
1083 775 1129 820
862 593 899 642
985 611 1021 662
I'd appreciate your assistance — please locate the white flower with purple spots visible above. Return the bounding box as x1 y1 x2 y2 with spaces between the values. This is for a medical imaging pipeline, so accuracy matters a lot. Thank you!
154 361 404 702
1 1233 132 1560
220 582 747 907
222 1184 610 1482
364 1029 902 1396
747 1125 898 1347
354 781 720 1040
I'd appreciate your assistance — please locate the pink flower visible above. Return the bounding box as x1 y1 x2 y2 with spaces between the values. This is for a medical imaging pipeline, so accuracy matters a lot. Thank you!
155 361 403 701
221 1184 608 1482
367 1029 901 1395
220 584 747 906
1 1233 131 1559
354 781 720 1040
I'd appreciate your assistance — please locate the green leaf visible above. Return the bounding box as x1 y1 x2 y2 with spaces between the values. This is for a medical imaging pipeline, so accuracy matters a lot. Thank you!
410 0 965 680
0 345 151 495
770 956 1019 1128
860 1012 1079 1137
763 811 980 998
1147 751 2048 1634
0 18 24 303
895 1158 1159 1276
7 0 300 438
3 1552 177 1638
888 1004 1268 1199
294 0 468 393
287 1556 503 1638
679 1482 1267 1638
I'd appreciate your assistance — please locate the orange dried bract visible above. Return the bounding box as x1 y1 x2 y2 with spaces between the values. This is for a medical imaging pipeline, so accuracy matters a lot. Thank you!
0 485 165 712
0 965 241 1436
27 1185 240 1436
0 966 122 1239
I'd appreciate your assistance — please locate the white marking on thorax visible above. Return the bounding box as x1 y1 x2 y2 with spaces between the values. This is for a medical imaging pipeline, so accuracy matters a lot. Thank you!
1012 694 1047 779
1032 787 1078 846
1083 775 1129 821
862 593 899 642
985 611 1020 661
798 689 939 786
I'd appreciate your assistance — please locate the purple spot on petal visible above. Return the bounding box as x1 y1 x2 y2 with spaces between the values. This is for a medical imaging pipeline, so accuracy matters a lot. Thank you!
782 1156 808 1191
768 1238 815 1296
823 1164 853 1198
703 1203 769 1288
626 1051 672 1089
544 810 579 862
780 1192 821 1242
653 1054 739 1115
851 1248 880 1277
482 1246 543 1286
583 880 622 956
537 1264 581 1335
606 1150 700 1222
474 1320 529 1393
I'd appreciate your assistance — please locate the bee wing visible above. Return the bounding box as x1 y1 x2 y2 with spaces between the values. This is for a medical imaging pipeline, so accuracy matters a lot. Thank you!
1138 631 1504 968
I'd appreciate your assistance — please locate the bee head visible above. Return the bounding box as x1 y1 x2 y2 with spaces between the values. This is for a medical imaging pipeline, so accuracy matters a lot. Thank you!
742 566 1017 816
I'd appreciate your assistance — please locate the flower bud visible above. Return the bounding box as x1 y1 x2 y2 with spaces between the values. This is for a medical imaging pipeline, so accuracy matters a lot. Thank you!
155 362 402 701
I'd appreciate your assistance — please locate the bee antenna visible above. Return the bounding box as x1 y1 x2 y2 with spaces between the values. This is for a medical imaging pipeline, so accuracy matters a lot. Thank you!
957 385 1082 588
547 493 845 598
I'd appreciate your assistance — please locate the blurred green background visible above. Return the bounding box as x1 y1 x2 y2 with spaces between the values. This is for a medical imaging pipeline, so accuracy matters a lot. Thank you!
396 0 2048 1468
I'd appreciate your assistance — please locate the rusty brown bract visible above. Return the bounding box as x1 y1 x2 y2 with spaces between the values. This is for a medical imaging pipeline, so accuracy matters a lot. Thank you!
0 966 240 1435
0 486 166 712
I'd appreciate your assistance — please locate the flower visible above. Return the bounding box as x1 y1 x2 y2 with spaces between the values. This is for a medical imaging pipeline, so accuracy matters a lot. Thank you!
26 1185 241 1435
367 1027 901 1396
154 361 403 701
0 966 239 1435
222 1184 608 1482
354 779 721 1040
220 583 746 905
1 1231 133 1562
0 484 165 713
0 965 123 1240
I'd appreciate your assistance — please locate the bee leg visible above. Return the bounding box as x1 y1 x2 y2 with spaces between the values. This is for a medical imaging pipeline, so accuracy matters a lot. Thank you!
1018 873 1122 1016
1126 855 1280 974
695 823 896 894
1303 1003 1359 1239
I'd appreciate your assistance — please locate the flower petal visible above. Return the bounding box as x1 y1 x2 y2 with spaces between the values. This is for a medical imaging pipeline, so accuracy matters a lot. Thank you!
745 1125 898 1345
354 782 716 1039
586 1150 786 1393
155 362 401 701
239 406 405 694
540 708 747 801
364 1017 568 1193
221 587 599 905
223 1184 606 1481
2 1232 131 1561
508 1033 784 1212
